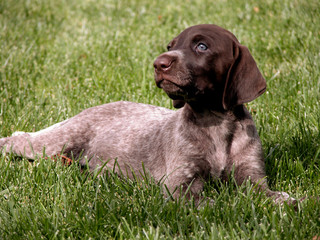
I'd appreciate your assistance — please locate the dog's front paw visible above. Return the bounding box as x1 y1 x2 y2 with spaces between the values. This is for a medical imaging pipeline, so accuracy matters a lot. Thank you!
271 191 297 205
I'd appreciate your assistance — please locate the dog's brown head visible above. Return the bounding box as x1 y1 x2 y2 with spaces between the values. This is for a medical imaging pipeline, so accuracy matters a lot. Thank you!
153 24 266 110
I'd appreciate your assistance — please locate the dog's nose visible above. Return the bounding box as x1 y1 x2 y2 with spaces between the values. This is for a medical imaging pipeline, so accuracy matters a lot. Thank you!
153 55 174 72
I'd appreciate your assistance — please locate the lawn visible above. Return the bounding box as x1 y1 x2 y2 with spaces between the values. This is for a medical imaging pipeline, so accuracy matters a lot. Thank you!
0 0 319 239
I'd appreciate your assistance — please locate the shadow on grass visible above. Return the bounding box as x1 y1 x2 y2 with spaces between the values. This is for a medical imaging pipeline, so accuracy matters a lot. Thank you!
264 116 320 189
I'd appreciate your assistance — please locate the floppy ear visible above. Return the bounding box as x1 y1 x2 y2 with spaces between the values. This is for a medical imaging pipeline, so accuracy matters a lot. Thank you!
222 44 266 110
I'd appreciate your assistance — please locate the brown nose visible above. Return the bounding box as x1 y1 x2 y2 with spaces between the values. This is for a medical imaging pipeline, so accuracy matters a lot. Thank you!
153 55 174 72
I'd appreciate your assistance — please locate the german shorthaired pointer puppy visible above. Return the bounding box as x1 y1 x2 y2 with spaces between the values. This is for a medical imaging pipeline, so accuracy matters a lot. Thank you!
0 24 294 204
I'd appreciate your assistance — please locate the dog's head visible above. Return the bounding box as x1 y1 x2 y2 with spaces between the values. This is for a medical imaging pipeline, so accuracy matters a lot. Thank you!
153 24 266 110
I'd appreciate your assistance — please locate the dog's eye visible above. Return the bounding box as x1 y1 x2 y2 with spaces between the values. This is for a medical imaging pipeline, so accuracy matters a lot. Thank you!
167 45 171 51
197 43 208 51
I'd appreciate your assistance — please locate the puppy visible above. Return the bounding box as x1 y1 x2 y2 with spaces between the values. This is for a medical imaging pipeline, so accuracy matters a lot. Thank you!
0 24 294 204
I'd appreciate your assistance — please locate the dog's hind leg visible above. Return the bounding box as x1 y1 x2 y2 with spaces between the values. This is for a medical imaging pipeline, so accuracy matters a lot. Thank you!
0 118 87 160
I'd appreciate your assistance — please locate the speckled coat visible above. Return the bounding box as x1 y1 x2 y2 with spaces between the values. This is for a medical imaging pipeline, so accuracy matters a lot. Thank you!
0 24 294 204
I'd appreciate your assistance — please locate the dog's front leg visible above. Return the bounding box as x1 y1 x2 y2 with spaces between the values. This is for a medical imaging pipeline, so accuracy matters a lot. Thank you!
230 140 296 204
163 167 206 206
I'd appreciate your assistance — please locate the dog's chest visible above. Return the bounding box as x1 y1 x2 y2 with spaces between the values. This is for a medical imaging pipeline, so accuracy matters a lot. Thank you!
178 120 233 179
203 123 231 178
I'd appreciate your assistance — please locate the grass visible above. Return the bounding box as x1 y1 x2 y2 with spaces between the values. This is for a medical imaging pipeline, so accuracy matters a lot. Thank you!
0 0 320 238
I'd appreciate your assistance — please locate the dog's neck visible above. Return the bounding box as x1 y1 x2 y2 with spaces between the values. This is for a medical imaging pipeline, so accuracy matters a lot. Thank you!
182 103 245 127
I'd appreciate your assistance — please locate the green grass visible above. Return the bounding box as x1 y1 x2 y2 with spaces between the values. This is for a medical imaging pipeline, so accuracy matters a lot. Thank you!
0 0 320 239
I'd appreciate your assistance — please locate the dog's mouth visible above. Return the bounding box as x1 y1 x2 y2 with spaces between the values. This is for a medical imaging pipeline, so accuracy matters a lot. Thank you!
156 77 186 100
154 71 198 101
